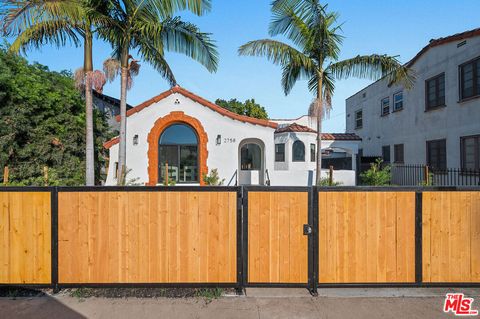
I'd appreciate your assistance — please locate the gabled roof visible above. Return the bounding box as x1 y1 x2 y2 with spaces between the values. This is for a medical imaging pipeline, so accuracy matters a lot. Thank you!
406 27 480 68
347 27 480 100
93 90 133 109
114 86 278 129
275 122 316 133
275 123 362 141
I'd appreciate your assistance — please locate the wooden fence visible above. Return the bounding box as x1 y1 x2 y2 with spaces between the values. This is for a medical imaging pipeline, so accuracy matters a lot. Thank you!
0 186 479 294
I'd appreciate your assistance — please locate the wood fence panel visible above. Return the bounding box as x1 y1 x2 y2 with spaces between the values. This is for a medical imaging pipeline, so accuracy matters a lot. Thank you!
423 192 480 282
0 192 51 284
319 192 415 283
248 192 308 283
58 191 237 284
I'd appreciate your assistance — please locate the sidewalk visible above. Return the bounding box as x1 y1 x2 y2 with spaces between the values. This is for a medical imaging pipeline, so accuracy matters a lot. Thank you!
1 288 479 319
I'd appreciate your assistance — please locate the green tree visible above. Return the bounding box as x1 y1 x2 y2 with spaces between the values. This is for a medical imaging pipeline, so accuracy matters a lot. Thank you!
239 0 414 185
215 98 268 119
1 0 108 186
95 0 218 185
0 48 111 185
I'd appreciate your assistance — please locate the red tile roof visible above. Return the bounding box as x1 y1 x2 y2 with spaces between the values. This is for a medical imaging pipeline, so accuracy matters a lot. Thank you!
275 123 362 140
103 136 119 149
275 122 317 133
115 86 278 129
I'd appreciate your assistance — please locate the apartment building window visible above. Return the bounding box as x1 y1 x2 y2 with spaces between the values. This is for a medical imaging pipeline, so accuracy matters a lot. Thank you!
425 73 445 110
460 57 480 100
310 144 316 162
381 97 390 116
275 143 285 162
426 139 447 170
393 144 404 163
355 110 363 129
393 91 403 111
382 145 391 163
461 135 480 170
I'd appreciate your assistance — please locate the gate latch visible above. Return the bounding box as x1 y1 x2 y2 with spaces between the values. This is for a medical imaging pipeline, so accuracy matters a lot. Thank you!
303 224 312 235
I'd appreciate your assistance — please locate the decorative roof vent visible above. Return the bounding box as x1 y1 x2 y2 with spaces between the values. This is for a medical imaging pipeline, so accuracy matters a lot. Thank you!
457 40 467 48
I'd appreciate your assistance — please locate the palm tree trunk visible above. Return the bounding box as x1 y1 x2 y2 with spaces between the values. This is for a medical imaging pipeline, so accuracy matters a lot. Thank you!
117 47 129 185
84 26 95 186
315 73 323 186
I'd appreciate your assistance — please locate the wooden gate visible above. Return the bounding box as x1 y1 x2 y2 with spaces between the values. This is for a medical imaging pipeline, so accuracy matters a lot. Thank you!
244 187 311 287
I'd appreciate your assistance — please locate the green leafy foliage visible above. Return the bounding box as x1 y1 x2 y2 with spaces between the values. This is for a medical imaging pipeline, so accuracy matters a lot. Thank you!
317 176 342 186
0 48 111 186
202 168 225 186
215 98 268 120
360 158 391 186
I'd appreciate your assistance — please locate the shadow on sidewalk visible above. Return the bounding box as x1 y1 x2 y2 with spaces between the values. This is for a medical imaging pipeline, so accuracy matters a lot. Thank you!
0 287 85 319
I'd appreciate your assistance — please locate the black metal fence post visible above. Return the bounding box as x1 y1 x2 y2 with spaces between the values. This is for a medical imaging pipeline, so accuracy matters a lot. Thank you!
241 186 249 290
309 186 319 296
415 191 423 285
51 187 59 293
236 186 244 295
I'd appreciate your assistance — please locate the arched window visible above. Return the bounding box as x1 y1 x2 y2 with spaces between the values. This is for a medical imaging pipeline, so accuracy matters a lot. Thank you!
292 140 305 162
158 124 198 183
240 144 262 170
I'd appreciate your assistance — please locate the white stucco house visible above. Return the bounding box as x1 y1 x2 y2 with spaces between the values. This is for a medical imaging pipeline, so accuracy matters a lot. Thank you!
104 86 360 186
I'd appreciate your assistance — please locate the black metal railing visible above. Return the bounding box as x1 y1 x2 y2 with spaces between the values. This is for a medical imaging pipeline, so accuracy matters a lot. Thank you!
391 164 480 186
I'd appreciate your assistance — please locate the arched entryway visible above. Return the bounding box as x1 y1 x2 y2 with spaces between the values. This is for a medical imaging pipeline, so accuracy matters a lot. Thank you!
147 112 208 186
238 138 265 185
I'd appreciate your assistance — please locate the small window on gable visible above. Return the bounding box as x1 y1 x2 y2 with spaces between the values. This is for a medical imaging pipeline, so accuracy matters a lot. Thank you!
355 110 363 129
381 97 390 116
393 91 403 111
292 140 305 162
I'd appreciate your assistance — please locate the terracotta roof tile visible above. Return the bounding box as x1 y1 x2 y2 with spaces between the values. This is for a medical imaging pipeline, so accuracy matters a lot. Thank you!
275 123 362 140
114 86 278 129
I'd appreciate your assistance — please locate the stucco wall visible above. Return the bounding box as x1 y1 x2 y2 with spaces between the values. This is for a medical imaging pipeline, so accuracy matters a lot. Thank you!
346 35 480 167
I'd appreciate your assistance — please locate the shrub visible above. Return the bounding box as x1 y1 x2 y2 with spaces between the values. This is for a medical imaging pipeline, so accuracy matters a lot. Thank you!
202 169 225 186
360 158 391 186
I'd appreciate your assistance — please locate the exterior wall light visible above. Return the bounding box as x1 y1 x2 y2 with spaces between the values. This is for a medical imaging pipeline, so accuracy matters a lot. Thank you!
216 135 221 145
133 134 139 145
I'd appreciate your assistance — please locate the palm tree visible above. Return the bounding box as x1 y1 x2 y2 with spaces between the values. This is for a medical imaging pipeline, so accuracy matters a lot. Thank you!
1 0 107 186
239 0 414 185
93 0 218 185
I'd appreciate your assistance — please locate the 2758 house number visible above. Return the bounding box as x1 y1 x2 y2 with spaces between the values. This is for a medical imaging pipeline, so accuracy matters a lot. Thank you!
224 137 236 143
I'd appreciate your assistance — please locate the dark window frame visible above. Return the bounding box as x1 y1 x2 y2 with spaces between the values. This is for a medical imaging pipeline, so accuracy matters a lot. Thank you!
426 139 447 170
393 91 404 112
355 110 363 129
382 145 391 163
310 143 316 162
275 143 285 162
460 134 480 170
459 56 480 101
158 123 200 184
425 73 446 110
393 144 404 164
381 97 390 116
292 140 306 162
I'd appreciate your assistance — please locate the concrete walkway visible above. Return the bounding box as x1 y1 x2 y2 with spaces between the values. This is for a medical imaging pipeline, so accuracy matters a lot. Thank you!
1 288 479 319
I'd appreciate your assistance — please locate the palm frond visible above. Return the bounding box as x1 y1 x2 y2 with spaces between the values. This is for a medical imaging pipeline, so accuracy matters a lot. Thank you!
269 3 311 49
281 60 315 95
9 18 81 53
159 17 218 72
239 39 313 69
148 0 211 18
2 0 84 36
327 54 416 88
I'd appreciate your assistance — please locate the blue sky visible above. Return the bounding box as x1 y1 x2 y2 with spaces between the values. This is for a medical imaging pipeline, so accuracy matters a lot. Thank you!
7 0 480 132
